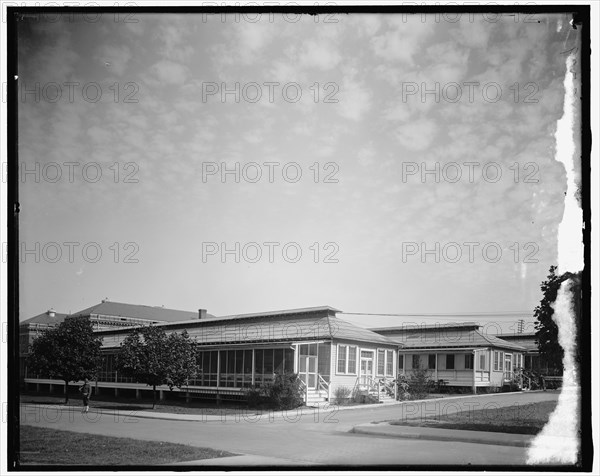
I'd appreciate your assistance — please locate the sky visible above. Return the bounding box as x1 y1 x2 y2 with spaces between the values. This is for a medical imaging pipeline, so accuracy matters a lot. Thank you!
15 12 578 332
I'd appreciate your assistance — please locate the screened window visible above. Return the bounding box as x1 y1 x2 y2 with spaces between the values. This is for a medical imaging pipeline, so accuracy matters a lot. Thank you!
428 354 436 370
493 351 500 371
412 354 420 369
445 354 455 370
464 354 473 370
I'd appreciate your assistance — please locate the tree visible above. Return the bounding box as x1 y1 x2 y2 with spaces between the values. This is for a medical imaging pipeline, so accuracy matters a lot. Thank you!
27 317 103 403
534 266 582 373
116 326 199 408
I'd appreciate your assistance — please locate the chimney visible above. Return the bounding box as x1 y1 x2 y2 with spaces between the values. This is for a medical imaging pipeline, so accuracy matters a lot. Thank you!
198 309 207 320
47 309 56 317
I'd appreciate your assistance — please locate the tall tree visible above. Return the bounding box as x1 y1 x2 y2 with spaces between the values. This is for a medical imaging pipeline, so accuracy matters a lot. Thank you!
534 266 581 373
116 326 198 408
27 317 103 403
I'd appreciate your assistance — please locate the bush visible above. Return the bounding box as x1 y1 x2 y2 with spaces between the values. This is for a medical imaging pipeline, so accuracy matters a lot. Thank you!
333 385 351 404
408 366 435 399
396 375 411 400
243 385 265 409
265 372 304 410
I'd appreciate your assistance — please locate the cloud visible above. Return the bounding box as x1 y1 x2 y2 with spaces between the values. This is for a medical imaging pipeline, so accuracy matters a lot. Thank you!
394 119 438 151
150 60 188 85
95 44 131 76
372 16 435 65
298 39 342 70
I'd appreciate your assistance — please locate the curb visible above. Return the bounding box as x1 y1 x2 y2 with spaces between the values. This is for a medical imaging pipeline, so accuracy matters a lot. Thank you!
351 423 534 448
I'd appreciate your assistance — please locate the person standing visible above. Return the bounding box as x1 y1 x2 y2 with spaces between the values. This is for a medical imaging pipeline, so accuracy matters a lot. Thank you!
79 378 92 414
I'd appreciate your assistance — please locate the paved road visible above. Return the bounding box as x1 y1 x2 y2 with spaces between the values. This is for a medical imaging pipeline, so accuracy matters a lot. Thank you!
20 391 559 466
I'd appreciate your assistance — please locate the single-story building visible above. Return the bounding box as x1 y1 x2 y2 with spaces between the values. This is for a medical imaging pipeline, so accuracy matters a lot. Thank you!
22 302 399 405
495 332 562 376
370 323 527 393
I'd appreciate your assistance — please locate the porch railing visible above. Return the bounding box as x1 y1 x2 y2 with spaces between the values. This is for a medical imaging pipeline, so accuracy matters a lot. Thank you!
317 374 330 401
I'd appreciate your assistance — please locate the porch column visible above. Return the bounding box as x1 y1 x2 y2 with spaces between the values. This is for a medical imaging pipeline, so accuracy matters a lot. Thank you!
251 349 255 386
159 390 165 400
136 389 141 399
472 351 477 394
293 344 299 373
435 353 438 382
216 351 221 389
114 388 119 397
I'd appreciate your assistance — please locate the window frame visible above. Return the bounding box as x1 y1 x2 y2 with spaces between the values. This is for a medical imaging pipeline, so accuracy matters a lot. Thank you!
336 344 358 375
478 353 487 371
377 349 386 376
386 350 394 377
445 354 455 370
428 354 436 370
464 353 474 370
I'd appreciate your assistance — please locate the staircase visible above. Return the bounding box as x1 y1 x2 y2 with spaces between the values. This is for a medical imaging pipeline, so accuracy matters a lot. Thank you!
305 389 328 406
357 377 397 404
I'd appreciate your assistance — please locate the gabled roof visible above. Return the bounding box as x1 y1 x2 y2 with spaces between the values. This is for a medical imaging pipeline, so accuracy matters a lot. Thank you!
70 300 213 323
20 311 68 326
371 326 526 351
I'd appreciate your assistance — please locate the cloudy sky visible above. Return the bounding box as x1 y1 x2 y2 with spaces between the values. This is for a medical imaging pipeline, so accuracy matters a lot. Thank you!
17 12 577 331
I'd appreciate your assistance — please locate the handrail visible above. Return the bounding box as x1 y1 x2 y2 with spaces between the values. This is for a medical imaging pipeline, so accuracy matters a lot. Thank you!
317 374 329 392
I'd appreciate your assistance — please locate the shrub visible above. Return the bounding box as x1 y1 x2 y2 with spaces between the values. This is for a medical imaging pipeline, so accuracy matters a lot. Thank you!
243 385 265 409
408 366 435 399
333 385 351 404
396 375 411 400
265 372 304 410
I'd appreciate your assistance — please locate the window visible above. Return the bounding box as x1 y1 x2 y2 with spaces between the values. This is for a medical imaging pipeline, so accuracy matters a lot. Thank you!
493 351 499 371
337 345 357 374
428 354 436 370
398 354 404 372
377 349 385 375
386 350 394 376
412 354 420 369
479 353 486 370
464 354 473 370
445 354 455 370
337 345 347 373
348 347 357 374
500 352 504 371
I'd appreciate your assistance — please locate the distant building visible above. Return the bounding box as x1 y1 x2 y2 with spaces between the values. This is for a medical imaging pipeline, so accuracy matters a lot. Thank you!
370 323 526 392
494 332 561 375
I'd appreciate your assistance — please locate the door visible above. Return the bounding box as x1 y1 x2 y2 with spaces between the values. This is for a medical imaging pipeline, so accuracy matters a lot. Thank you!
360 351 374 385
504 353 512 379
299 356 317 389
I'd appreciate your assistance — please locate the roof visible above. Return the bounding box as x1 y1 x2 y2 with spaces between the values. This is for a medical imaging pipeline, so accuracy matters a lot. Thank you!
20 311 69 326
96 310 397 349
371 326 526 351
69 300 214 323
495 333 538 352
370 322 481 333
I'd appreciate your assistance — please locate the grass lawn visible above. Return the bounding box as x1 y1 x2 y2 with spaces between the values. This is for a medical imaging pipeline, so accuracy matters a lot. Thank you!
21 393 253 416
20 425 235 465
390 400 558 435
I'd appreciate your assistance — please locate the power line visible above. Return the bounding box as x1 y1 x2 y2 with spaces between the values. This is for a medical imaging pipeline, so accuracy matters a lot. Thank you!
339 311 532 318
